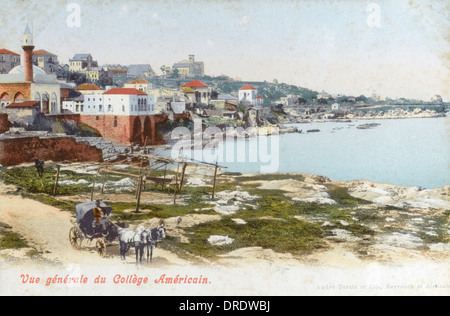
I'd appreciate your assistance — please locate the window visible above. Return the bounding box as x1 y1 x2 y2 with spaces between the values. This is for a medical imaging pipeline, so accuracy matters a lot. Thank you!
122 105 125 112
108 105 112 112
114 116 118 127
99 105 103 112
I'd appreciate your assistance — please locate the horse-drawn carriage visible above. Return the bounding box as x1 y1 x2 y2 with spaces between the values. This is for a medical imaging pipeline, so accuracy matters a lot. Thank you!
69 201 121 257
69 201 166 263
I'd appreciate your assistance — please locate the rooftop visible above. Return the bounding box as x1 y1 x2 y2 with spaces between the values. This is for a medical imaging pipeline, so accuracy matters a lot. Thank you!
182 87 195 94
126 78 150 85
0 49 20 56
33 49 57 56
6 101 38 109
75 83 103 91
180 80 208 88
103 88 147 96
70 54 92 61
9 65 46 75
239 84 257 91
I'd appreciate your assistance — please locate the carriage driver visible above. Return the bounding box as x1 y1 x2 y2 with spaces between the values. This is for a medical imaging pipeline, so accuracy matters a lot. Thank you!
93 200 108 224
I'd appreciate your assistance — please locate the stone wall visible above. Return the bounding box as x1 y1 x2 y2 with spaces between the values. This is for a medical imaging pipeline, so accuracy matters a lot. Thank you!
79 114 172 146
0 82 31 101
0 136 103 167
0 113 9 134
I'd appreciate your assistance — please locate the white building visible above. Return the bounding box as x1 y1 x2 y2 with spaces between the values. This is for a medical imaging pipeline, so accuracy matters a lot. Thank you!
82 87 155 116
180 80 211 104
62 95 84 114
331 103 340 111
239 84 258 107
124 78 152 94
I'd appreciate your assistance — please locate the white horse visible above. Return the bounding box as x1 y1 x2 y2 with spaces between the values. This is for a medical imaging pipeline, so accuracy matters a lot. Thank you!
143 224 166 263
118 226 148 264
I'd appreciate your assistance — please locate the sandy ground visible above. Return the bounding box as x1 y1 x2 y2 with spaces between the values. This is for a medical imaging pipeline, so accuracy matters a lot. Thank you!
0 178 449 296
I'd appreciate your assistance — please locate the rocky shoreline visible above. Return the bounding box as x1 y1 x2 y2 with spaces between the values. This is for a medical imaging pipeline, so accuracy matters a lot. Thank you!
281 106 446 124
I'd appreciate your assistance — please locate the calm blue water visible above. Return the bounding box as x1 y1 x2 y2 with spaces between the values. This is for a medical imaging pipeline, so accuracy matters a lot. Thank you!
163 117 449 189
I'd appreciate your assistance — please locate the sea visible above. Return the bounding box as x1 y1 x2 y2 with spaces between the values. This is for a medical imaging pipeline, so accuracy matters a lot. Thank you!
159 117 449 189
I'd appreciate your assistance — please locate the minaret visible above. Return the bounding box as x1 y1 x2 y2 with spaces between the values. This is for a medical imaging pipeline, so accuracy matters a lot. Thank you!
22 23 34 83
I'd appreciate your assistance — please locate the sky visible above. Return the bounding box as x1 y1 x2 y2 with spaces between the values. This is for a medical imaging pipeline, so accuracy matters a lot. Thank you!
0 0 449 101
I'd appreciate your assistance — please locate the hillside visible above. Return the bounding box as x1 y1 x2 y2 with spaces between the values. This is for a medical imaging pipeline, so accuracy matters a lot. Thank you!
113 75 318 106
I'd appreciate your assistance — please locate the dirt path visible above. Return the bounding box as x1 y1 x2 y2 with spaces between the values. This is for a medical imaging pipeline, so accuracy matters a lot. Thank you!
0 190 188 267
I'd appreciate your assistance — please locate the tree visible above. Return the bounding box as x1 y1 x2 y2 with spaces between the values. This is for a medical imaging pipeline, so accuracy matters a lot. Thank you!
170 68 180 79
355 95 368 103
211 90 219 100
297 97 307 105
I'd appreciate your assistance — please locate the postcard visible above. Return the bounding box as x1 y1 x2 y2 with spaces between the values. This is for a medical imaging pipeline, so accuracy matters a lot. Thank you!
0 0 448 298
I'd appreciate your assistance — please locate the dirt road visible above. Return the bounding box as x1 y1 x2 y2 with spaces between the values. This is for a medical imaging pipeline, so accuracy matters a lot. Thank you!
0 188 187 267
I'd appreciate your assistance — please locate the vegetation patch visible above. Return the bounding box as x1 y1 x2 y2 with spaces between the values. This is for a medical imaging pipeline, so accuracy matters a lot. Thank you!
180 217 323 258
0 231 28 250
237 173 306 183
326 185 371 206
0 166 95 196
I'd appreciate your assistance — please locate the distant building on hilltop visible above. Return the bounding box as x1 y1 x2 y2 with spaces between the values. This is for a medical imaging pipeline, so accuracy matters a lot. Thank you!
431 95 443 103
104 64 128 75
172 55 204 77
69 53 98 72
69 53 111 84
127 64 156 78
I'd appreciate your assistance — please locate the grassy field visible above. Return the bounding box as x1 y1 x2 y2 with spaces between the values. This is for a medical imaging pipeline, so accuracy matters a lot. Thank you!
1 165 448 261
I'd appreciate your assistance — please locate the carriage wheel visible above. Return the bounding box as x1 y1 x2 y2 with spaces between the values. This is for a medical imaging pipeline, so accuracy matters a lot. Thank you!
69 227 81 250
96 238 107 257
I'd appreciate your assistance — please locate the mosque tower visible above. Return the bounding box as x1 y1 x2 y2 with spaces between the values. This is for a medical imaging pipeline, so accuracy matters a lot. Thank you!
22 23 34 83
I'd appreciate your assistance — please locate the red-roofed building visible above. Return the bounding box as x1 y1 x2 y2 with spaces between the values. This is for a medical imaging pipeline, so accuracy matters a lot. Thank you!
180 80 211 104
3 101 39 127
257 95 264 106
32 49 59 74
180 80 208 88
104 87 147 96
6 100 39 108
78 87 169 146
125 78 152 94
239 84 257 91
239 84 259 107
0 49 21 74
75 83 104 95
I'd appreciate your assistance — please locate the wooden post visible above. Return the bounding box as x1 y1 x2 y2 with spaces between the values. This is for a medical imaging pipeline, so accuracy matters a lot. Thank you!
91 169 100 201
53 165 60 196
162 165 168 190
101 168 107 194
212 161 219 199
135 175 142 199
135 175 144 213
175 162 180 188
179 163 187 192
